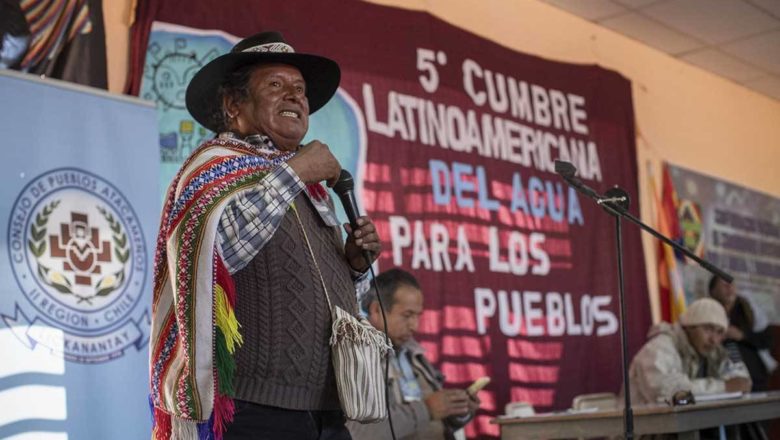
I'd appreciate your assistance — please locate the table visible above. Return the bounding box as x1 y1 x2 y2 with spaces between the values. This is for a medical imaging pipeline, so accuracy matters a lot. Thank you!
494 391 780 439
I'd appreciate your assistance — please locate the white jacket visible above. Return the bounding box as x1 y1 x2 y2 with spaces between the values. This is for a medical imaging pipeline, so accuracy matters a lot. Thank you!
628 322 751 405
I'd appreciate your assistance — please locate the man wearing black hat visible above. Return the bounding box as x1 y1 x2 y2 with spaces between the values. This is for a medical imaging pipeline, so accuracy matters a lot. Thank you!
149 32 381 440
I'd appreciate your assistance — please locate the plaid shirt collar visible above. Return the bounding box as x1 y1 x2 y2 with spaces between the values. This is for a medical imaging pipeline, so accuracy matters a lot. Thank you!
216 132 337 224
218 132 286 154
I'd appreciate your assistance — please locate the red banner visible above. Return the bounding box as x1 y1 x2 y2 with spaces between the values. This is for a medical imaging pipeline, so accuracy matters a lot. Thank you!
130 0 651 437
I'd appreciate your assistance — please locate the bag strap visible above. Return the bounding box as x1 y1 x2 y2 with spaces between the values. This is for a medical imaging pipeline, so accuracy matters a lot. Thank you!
291 203 334 313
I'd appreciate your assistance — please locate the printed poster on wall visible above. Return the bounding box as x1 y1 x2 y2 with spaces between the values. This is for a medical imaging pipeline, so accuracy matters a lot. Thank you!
667 163 780 323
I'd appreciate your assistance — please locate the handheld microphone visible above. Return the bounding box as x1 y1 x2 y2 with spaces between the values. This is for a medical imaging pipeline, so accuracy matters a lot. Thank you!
332 169 361 230
554 160 603 201
333 169 374 265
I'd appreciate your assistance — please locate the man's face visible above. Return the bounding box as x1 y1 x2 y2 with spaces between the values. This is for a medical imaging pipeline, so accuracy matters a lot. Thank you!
710 279 737 310
684 323 725 356
371 285 423 347
232 63 309 150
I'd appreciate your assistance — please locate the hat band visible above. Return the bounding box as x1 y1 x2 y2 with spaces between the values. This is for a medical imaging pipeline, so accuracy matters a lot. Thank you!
242 42 295 54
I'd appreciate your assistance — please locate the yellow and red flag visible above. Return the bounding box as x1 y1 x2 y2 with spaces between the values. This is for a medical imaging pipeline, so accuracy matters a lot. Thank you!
651 163 687 322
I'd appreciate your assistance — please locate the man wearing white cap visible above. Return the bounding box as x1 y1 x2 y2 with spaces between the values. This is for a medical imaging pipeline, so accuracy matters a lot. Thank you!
627 297 751 406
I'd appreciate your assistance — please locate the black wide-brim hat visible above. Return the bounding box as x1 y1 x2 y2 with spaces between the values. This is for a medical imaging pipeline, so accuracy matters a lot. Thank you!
185 31 341 132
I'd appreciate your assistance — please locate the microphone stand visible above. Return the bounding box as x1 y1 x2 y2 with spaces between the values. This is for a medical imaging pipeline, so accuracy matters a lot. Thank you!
555 161 732 440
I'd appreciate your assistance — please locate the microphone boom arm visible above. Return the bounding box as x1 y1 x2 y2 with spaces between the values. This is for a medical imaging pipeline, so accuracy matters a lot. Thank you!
554 160 732 282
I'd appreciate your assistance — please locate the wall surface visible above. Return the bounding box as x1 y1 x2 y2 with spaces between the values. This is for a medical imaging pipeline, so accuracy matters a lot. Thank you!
103 0 134 93
102 0 780 321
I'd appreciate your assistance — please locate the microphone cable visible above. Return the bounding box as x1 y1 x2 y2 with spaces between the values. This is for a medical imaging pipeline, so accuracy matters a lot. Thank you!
364 258 397 440
333 169 397 440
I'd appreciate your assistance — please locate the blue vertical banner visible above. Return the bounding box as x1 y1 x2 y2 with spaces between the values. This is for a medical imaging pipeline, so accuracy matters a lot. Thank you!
0 70 159 439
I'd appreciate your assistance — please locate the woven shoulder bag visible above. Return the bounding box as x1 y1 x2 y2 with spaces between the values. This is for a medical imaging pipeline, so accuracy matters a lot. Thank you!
293 205 391 422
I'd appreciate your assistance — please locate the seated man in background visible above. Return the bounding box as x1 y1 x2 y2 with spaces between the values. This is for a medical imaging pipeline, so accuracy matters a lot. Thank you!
628 297 752 406
347 268 480 440
709 276 776 391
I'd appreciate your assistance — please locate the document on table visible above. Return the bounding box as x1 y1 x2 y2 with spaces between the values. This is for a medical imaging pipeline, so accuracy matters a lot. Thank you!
692 391 743 402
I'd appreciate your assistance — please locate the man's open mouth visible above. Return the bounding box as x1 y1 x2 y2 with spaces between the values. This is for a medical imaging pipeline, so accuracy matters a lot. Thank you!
279 110 300 119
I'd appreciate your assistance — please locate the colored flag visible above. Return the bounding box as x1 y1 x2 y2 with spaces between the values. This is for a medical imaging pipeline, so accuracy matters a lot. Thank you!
651 163 686 322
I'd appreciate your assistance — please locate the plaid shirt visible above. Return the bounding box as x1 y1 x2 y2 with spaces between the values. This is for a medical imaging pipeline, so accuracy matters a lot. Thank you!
217 160 304 273
216 133 368 282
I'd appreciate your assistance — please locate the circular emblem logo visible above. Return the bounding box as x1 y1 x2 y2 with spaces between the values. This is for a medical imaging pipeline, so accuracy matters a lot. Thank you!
6 168 149 363
149 51 201 111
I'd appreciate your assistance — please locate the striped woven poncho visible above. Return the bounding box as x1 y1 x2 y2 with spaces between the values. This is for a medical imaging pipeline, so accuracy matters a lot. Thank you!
149 137 295 440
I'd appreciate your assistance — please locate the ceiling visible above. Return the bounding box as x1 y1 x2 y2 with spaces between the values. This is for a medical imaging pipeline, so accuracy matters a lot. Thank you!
539 0 780 101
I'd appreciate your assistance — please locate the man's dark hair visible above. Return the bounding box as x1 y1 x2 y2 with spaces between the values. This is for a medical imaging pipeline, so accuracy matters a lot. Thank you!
206 64 257 133
360 268 420 314
708 275 722 294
